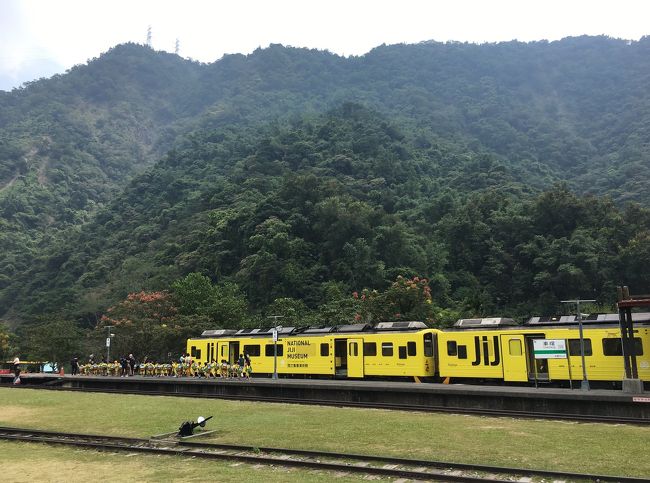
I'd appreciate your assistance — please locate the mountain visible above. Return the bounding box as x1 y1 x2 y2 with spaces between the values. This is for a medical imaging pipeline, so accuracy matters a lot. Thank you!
2 37 650 325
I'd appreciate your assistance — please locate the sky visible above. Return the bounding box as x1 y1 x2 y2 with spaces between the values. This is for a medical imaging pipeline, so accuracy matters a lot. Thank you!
1 0 649 91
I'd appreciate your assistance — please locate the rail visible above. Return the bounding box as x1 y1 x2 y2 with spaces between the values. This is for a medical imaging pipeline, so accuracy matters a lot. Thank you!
0 426 644 482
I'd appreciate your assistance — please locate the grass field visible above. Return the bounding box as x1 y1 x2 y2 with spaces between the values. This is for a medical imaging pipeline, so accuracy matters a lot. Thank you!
0 441 346 482
0 387 648 481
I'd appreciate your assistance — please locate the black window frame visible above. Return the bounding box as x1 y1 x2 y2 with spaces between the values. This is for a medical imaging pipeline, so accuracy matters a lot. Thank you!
447 340 458 356
457 345 467 359
364 342 377 356
243 344 261 357
424 333 434 357
265 344 284 357
407 341 416 357
602 338 643 356
568 339 592 356
349 342 359 357
398 346 407 359
381 342 393 357
320 343 329 357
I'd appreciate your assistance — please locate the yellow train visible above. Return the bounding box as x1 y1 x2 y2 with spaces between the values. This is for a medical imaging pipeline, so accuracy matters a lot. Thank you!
438 315 650 385
186 314 650 387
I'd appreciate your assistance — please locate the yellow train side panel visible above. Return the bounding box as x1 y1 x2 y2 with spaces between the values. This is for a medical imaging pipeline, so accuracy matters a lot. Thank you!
437 330 505 380
438 326 650 383
188 329 439 379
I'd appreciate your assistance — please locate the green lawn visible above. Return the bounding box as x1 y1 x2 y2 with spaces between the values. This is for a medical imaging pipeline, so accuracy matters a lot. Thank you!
0 387 648 479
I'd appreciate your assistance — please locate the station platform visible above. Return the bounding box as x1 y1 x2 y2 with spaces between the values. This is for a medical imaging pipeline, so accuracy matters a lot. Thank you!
2 373 648 420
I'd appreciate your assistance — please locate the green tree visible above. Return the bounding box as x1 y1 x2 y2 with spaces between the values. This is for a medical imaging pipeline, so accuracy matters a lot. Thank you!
25 319 83 370
0 322 13 361
172 272 216 316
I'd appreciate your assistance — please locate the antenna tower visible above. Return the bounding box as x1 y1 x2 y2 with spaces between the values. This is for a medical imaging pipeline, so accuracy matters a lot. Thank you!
146 26 152 47
175 38 180 55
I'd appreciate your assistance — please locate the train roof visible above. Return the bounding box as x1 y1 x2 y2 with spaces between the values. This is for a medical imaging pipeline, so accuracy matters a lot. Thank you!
453 318 518 328
525 312 650 326
196 321 429 338
449 313 650 330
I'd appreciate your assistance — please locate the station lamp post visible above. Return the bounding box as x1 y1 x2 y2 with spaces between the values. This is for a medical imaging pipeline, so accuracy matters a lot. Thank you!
561 299 596 391
268 316 284 380
105 326 115 363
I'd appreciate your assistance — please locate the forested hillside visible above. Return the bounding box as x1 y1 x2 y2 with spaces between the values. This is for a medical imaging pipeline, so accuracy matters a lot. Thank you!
2 36 650 334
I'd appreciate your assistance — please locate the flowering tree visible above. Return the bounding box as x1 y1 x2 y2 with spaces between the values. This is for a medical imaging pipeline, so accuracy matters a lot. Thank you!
99 291 180 361
353 275 437 324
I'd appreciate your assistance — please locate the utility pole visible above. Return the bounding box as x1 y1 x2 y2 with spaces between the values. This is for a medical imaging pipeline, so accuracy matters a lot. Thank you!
561 299 596 390
268 316 284 380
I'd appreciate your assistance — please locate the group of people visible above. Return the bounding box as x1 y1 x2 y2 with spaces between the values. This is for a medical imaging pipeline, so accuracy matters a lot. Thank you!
75 353 138 377
73 352 253 379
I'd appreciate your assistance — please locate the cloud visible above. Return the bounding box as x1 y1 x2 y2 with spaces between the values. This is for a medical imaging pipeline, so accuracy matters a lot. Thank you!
1 0 649 91
0 56 65 91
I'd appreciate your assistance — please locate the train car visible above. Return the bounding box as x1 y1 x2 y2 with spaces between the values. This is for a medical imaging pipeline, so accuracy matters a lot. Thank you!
438 314 650 387
187 322 439 381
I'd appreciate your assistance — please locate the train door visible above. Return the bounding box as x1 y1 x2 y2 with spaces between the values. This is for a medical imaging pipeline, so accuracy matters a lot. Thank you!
229 342 240 365
204 342 215 363
347 338 364 378
217 342 229 364
525 335 548 381
334 339 348 376
500 335 528 382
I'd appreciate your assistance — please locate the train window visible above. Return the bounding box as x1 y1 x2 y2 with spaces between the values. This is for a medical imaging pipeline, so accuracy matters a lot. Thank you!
602 338 643 356
243 345 261 357
364 342 377 356
398 346 407 359
457 345 467 359
407 341 416 357
221 346 225 357
447 341 458 356
190 346 196 358
195 349 201 360
568 339 592 356
424 333 433 357
265 344 284 356
509 339 522 356
382 342 393 357
350 342 359 356
320 343 329 356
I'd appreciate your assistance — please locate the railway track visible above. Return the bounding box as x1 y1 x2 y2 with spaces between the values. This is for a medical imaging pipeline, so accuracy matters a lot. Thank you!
7 383 649 425
0 426 644 482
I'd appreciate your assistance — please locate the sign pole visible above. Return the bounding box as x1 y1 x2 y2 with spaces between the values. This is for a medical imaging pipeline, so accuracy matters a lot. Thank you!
268 316 284 380
561 299 595 391
105 326 113 363
565 338 573 389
